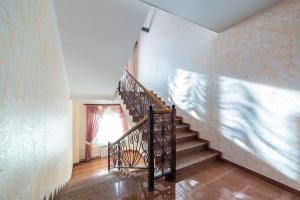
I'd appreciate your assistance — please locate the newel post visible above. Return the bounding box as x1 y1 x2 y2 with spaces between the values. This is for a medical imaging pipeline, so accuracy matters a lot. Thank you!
108 142 110 171
148 105 155 190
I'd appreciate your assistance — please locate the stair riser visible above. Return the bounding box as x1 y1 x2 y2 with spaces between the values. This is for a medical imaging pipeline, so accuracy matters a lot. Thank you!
176 155 219 174
155 144 207 162
176 144 208 157
153 153 219 172
175 126 189 133
176 135 198 143
176 119 182 124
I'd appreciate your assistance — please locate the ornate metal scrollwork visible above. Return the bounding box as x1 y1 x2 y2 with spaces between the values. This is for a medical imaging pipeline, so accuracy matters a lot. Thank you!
153 112 174 178
119 71 162 117
108 121 149 170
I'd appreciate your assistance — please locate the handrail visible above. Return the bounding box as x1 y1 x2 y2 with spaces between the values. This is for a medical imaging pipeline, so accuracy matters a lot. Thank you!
124 70 169 110
154 109 172 114
112 116 148 145
111 70 171 146
111 69 171 145
111 108 171 146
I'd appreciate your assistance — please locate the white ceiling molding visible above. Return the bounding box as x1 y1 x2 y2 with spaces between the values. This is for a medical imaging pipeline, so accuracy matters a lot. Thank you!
54 0 149 100
138 0 282 32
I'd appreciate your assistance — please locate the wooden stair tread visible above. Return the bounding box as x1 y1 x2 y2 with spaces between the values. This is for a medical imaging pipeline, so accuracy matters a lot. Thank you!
176 150 219 171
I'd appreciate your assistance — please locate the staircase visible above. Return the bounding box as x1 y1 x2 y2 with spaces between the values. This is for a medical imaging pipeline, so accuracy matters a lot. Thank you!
121 87 220 174
108 70 220 190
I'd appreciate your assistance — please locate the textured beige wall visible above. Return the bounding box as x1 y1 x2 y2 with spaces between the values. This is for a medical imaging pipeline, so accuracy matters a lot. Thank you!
72 101 87 162
72 101 81 164
137 0 300 190
127 44 137 78
0 0 72 199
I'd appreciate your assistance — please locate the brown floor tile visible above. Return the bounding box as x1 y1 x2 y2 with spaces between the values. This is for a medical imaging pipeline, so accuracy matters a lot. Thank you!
56 158 300 200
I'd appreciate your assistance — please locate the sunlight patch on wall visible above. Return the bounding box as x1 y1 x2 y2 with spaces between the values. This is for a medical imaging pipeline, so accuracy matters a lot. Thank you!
219 77 300 179
168 68 207 121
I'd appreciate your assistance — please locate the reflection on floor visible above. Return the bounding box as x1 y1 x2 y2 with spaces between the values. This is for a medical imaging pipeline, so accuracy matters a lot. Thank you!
56 158 300 200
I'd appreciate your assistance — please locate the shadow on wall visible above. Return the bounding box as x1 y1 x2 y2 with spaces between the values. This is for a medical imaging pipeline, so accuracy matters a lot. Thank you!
168 68 207 122
219 77 300 182
167 68 300 186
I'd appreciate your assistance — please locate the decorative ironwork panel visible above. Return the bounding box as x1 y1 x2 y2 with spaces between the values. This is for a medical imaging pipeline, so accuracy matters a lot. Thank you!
108 121 149 170
153 112 174 179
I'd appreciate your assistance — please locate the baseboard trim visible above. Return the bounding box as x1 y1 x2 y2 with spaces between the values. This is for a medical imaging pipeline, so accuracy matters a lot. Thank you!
220 158 300 196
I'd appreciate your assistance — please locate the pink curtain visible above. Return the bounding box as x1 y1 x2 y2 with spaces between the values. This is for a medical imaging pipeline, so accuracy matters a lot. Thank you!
111 105 129 133
85 105 102 161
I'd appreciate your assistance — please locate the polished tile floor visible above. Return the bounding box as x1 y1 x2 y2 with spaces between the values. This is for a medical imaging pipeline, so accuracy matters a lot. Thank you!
58 158 300 200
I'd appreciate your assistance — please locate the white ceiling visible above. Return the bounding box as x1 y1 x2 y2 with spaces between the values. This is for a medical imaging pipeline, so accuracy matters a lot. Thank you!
54 0 149 100
139 0 281 32
54 0 281 100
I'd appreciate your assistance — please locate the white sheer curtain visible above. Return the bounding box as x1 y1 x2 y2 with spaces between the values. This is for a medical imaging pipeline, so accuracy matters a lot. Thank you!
94 106 123 146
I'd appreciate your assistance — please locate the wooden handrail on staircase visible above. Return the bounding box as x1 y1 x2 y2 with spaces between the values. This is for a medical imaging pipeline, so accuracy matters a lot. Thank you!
110 110 171 149
111 70 171 147
112 116 148 145
123 70 169 110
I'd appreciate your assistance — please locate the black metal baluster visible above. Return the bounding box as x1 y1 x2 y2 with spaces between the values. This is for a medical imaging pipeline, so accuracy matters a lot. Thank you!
118 143 122 170
166 105 176 181
108 142 110 171
148 105 155 190
161 125 165 176
171 105 176 180
118 81 121 93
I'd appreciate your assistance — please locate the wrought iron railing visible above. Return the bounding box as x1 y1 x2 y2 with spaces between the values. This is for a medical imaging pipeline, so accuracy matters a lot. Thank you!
118 70 169 117
108 117 149 170
108 70 176 190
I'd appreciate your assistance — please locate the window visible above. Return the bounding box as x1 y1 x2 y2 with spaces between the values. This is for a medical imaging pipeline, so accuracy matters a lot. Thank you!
94 106 123 146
